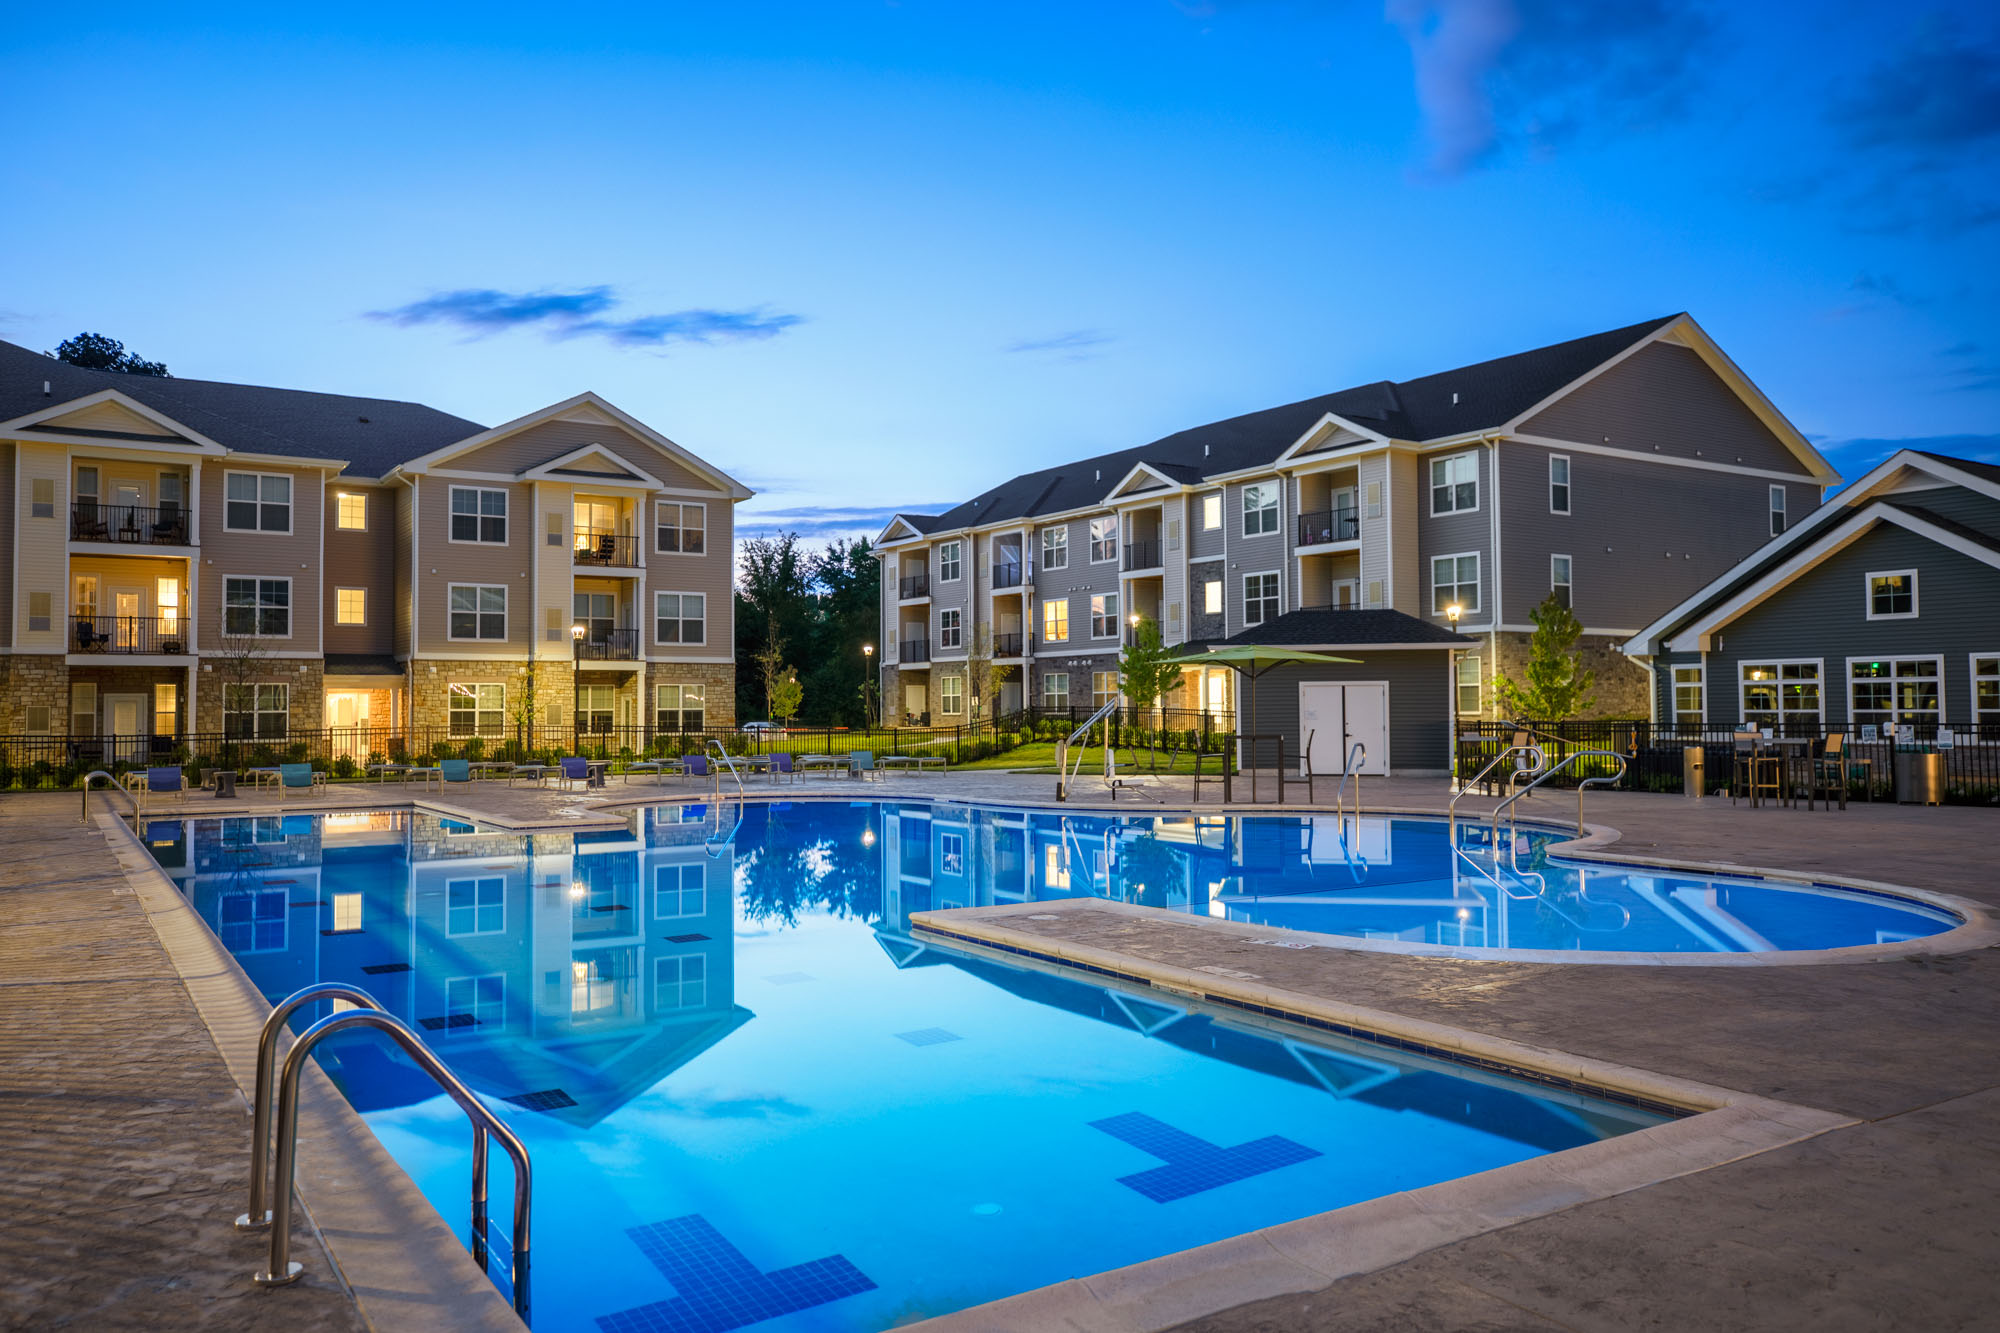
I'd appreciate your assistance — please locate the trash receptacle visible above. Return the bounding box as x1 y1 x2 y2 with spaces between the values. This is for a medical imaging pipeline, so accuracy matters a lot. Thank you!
1682 745 1705 798
213 770 237 799
1894 750 1943 805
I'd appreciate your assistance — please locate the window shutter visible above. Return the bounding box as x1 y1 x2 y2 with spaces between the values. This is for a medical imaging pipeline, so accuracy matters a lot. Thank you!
1366 580 1383 608
1365 482 1382 518
547 512 563 547
1167 519 1181 551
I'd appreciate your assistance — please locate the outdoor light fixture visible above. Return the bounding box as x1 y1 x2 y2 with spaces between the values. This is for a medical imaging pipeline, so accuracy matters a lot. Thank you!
862 829 877 848
1446 603 1462 625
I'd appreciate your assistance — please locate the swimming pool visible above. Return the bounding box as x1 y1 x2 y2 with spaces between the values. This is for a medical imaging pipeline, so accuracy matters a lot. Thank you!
146 805 1670 1330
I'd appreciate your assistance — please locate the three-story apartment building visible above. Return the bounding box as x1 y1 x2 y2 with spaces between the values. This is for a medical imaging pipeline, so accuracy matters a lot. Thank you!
876 314 1839 765
0 340 747 752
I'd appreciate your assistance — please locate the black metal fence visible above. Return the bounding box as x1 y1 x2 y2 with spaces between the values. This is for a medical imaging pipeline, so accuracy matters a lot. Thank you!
72 500 189 545
1455 719 2000 806
70 615 191 655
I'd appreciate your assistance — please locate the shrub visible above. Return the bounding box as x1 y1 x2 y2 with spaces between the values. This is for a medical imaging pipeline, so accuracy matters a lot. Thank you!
332 756 358 780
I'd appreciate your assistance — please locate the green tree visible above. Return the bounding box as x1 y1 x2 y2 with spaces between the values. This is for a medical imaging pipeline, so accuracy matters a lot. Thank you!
768 669 804 726
1492 594 1597 720
1118 617 1183 770
735 535 814 720
735 533 881 728
47 332 169 376
962 624 1014 732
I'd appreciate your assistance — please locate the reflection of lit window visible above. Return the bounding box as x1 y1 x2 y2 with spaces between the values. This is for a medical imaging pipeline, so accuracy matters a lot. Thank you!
655 953 706 1010
324 813 372 830
1043 843 1070 890
330 893 362 932
571 955 620 1013
447 974 504 1031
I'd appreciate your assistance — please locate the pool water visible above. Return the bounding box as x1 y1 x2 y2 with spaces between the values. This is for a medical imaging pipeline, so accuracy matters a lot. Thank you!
146 805 1669 1331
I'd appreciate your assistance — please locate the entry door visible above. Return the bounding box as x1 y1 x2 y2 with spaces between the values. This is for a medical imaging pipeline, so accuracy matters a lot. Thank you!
105 693 148 760
1299 682 1389 776
903 682 928 721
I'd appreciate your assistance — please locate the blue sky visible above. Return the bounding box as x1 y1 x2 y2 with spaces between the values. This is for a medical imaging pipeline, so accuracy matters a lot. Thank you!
4 2 1997 541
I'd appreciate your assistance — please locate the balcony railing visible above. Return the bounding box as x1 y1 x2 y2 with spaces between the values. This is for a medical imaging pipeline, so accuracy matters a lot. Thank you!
993 632 1024 657
72 615 190 655
900 638 931 663
899 573 931 599
991 563 1023 589
72 501 189 546
572 628 639 661
1297 505 1359 547
1123 540 1162 571
572 530 640 567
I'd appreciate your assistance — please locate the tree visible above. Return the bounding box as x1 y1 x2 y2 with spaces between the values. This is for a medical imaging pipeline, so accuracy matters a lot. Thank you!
1118 617 1184 770
752 624 789 723
507 664 541 753
735 535 814 721
47 332 169 376
1492 594 1597 720
734 533 881 728
768 669 804 727
214 633 270 741
962 624 1015 733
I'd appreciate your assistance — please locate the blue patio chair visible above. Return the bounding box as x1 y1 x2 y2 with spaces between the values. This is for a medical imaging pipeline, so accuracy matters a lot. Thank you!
770 752 796 785
683 754 710 781
557 757 591 792
145 766 186 805
277 764 324 800
440 759 472 785
850 751 880 781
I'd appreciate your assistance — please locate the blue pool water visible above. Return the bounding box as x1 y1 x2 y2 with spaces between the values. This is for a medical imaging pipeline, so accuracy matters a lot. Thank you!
145 804 1675 1331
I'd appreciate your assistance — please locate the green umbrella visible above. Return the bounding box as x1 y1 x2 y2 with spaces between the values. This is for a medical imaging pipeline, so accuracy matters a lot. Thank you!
1159 644 1361 743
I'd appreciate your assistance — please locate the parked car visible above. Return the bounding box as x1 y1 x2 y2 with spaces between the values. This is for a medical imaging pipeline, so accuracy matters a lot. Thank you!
741 721 785 735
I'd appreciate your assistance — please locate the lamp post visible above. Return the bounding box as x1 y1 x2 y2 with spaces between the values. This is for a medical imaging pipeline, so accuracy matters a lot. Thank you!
1445 603 1464 780
570 623 586 753
862 643 876 729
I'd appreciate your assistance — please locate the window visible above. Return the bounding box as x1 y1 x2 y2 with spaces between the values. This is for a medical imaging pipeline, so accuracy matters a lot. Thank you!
448 584 507 640
1202 576 1222 616
1241 483 1278 536
655 591 706 644
1770 485 1786 536
1040 525 1068 570
445 975 505 1033
940 675 964 715
1974 656 2000 734
576 684 615 734
655 501 705 554
1244 572 1279 625
574 591 616 643
446 877 505 936
30 477 54 519
25 705 51 735
448 683 505 737
156 577 180 635
1549 455 1570 514
330 893 362 933
1673 666 1704 724
1044 842 1071 890
335 492 368 530
1430 452 1477 514
223 577 291 637
655 953 707 1011
938 608 961 649
1201 492 1222 531
225 472 292 532
71 682 97 737
1550 555 1572 610
1866 569 1917 620
335 587 366 625
1088 516 1118 563
1457 654 1482 715
219 889 287 953
1042 597 1069 643
154 683 178 738
1740 661 1821 732
1849 658 1941 735
1042 672 1070 710
223 683 290 739
1431 553 1479 615
937 540 962 581
656 683 705 731
28 591 50 633
1092 671 1121 708
449 486 508 544
1090 592 1120 639
938 831 965 877
654 864 705 919
74 574 99 620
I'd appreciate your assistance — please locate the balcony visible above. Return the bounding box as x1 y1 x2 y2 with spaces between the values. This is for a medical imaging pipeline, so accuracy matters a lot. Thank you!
71 615 189 655
572 628 640 661
1297 506 1359 548
900 638 931 663
899 573 931 600
1123 540 1161 572
992 563 1023 589
993 632 1024 658
72 501 189 546
572 530 640 568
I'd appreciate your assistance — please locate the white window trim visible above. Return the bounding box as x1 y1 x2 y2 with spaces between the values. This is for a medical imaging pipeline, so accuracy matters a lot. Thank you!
1737 658 1825 727
447 485 510 546
1240 483 1280 539
334 586 367 627
447 681 508 736
1671 664 1706 723
1089 593 1121 641
653 589 707 646
1550 553 1572 602
223 469 295 535
445 582 509 642
1200 491 1222 531
1041 671 1071 708
937 539 963 582
937 607 962 650
1241 569 1281 626
1042 595 1070 644
1972 652 2000 726
1430 551 1480 615
444 876 507 938
1087 517 1119 565
1864 568 1919 621
1040 526 1069 571
222 574 295 640
939 674 964 716
1429 451 1480 517
334 491 369 531
1846 654 1946 728
1769 484 1787 535
653 499 708 555
1548 454 1571 515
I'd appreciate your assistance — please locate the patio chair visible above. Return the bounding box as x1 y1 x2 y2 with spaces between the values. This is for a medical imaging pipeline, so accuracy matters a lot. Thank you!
683 754 710 784
277 763 325 800
152 502 185 544
1729 733 1782 807
850 751 881 782
769 752 797 785
144 766 187 807
1810 733 1851 811
72 499 109 541
556 757 591 792
439 759 472 785
74 619 110 652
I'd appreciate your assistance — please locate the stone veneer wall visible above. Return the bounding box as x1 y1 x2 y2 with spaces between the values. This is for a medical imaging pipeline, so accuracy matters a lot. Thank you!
194 659 326 732
647 661 736 730
1480 632 1650 720
408 659 568 731
0 655 68 733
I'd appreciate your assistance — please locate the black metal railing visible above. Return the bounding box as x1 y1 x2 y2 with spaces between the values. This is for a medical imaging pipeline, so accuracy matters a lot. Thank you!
992 632 1024 657
71 615 190 655
991 563 1023 589
899 637 931 663
899 573 930 599
1123 540 1162 570
72 501 190 545
571 530 639 567
1297 505 1359 547
572 628 639 661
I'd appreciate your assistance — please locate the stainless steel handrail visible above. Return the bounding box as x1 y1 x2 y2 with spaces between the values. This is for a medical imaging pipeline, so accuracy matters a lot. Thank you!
79 769 141 824
1055 699 1123 802
706 739 746 801
237 983 389 1232
1490 749 1628 835
249 1005 532 1316
1333 742 1366 820
1447 745 1544 833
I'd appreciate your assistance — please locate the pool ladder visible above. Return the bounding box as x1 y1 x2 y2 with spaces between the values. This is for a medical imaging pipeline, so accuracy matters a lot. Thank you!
238 982 533 1316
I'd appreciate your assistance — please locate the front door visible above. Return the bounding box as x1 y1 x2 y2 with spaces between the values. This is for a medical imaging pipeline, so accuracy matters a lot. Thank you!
1299 682 1389 776
903 682 928 723
105 693 148 761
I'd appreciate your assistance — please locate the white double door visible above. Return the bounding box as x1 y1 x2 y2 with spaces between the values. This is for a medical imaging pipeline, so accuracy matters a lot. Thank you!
1299 682 1388 776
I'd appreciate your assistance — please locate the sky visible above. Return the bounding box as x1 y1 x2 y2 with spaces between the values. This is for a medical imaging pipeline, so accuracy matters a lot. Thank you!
4 1 1997 544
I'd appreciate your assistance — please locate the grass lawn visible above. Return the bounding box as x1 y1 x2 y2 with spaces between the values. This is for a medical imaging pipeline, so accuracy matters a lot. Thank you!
947 742 1232 774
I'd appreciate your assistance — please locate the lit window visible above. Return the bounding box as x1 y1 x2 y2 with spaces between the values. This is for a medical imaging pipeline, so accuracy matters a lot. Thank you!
330 893 362 932
1866 570 1916 619
1456 654 1482 715
1042 598 1069 643
1740 661 1820 732
1092 671 1121 708
1203 578 1223 616
336 492 368 530
1430 453 1477 514
1201 492 1222 530
1044 842 1070 889
335 588 366 625
1849 659 1941 735
1974 656 2000 733
1673 666 1703 724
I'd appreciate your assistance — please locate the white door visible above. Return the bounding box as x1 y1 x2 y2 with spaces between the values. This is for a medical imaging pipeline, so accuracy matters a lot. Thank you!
1342 683 1389 775
106 693 147 761
1299 682 1389 776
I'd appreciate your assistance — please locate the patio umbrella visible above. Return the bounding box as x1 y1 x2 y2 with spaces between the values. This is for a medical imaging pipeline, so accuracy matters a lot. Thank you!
1158 644 1361 742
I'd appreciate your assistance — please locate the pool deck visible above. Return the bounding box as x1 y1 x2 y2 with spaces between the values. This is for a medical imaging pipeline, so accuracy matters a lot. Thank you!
3 771 1996 1330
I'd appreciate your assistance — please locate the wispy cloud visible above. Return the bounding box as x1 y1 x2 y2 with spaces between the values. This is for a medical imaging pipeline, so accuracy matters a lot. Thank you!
737 503 957 539
370 285 802 347
1006 329 1113 359
1386 0 1715 176
1818 432 2000 487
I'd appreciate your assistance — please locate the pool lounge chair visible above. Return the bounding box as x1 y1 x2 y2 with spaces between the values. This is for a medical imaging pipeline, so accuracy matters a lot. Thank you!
625 758 679 784
277 764 325 800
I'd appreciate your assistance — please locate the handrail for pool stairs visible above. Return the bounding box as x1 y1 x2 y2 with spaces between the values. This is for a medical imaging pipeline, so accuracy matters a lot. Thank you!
241 983 533 1317
79 769 141 826
706 739 747 800
1333 742 1366 820
1055 698 1124 802
1448 745 1544 838
1491 749 1628 836
705 798 744 859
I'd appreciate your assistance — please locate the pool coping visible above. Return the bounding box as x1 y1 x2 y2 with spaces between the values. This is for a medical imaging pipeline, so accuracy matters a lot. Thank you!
900 905 1858 1333
98 812 527 1333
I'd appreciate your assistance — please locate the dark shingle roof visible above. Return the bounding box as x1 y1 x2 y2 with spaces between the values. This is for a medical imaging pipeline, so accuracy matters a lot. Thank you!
919 315 1680 534
1221 609 1474 648
324 653 405 677
1886 502 2000 558
1917 450 2000 486
0 339 485 477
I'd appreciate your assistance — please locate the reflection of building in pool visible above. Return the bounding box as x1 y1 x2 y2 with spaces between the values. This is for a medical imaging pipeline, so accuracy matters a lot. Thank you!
174 809 748 1125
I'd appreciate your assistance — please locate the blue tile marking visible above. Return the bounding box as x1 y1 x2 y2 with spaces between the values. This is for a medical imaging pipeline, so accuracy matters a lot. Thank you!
595 1214 876 1333
1090 1112 1321 1203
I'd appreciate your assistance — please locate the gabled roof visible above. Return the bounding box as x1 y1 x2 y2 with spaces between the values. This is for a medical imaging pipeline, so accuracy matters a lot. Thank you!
1220 609 1474 649
876 513 941 544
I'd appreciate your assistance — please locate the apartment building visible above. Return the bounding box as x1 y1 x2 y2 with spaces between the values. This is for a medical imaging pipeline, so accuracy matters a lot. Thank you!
0 340 748 752
876 314 1839 766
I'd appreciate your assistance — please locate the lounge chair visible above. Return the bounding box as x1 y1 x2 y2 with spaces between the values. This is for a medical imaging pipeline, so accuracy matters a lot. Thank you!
144 766 187 808
440 759 473 785
625 758 677 784
850 751 881 782
556 757 591 792
683 754 710 784
277 763 325 800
